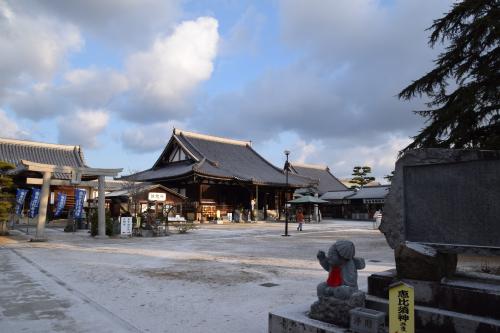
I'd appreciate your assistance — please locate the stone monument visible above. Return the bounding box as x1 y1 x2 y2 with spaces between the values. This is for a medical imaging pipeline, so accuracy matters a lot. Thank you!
368 148 500 332
309 240 366 327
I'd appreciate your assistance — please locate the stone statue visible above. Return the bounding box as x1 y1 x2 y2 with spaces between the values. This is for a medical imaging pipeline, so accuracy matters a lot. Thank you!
309 240 366 327
316 239 366 299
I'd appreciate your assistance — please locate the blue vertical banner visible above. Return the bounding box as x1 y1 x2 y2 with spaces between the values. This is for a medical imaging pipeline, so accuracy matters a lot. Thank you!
54 192 67 218
73 189 86 219
15 189 29 216
28 188 41 218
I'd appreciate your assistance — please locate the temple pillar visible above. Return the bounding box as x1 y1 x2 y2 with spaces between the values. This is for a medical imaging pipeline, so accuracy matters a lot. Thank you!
255 185 259 221
34 171 52 241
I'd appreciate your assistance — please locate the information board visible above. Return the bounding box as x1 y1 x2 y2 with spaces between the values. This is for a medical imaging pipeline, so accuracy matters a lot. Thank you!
120 216 133 236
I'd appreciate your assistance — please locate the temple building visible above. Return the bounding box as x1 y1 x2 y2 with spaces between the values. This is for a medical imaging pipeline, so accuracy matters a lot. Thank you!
321 185 390 219
126 129 314 221
289 162 348 195
105 183 187 218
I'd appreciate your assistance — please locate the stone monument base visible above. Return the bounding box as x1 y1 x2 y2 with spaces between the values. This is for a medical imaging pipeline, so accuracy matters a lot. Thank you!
309 291 365 327
366 270 500 332
269 304 347 333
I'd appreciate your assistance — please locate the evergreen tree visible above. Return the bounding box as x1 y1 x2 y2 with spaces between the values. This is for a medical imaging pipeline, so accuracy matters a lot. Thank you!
0 162 15 235
384 171 395 183
399 0 500 151
350 166 375 190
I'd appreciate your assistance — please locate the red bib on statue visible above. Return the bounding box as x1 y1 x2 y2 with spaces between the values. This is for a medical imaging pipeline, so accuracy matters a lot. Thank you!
327 266 342 287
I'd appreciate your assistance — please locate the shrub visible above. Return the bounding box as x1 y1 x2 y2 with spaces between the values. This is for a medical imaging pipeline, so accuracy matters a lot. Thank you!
172 222 197 234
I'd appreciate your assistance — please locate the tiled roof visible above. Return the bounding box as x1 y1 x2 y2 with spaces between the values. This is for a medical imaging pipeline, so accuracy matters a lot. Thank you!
320 185 390 201
290 162 347 194
320 190 356 200
84 179 128 191
128 129 314 187
126 161 194 182
106 183 187 200
348 185 390 199
0 138 87 179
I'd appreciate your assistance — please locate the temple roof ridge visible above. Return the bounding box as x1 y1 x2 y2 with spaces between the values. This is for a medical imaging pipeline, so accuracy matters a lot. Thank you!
173 128 251 147
0 137 81 151
290 162 328 170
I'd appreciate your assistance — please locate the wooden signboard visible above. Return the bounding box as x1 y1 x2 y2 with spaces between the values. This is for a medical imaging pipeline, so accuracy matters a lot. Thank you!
389 282 414 333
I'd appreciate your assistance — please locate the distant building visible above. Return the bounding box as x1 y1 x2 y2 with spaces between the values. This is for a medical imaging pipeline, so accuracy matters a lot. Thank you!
289 162 347 195
126 129 314 221
321 185 390 220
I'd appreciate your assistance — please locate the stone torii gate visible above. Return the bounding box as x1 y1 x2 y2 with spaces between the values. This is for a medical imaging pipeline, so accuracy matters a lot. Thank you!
17 160 122 241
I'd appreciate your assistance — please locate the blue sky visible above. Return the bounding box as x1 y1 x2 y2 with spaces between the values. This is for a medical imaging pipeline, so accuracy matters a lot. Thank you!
0 0 453 180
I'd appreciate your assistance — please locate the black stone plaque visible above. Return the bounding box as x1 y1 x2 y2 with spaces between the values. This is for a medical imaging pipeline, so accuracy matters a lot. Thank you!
404 160 500 248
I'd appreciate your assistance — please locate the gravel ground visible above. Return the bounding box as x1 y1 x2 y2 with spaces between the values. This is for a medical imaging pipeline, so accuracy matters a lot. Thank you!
0 220 394 333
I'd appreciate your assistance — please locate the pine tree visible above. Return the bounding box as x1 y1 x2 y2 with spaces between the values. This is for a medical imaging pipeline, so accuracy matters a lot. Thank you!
350 166 375 190
0 162 15 235
384 171 395 183
399 0 500 151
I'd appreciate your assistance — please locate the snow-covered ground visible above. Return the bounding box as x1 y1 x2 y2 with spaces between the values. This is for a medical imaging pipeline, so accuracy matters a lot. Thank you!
0 220 394 333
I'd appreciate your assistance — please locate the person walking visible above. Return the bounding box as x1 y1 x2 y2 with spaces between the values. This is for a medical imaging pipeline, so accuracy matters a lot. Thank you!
296 208 304 231
373 209 382 229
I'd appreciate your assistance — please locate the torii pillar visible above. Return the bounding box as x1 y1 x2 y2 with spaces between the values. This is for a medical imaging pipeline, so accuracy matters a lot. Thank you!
34 171 52 240
97 175 106 238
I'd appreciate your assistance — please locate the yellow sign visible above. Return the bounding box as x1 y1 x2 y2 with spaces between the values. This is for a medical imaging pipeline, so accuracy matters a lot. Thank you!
389 281 414 333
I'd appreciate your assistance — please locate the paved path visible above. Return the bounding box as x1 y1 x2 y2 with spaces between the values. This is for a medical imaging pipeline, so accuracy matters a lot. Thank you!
0 220 394 333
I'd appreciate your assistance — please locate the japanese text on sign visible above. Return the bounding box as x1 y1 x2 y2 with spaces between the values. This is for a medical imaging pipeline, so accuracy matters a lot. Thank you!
148 192 166 201
389 282 414 333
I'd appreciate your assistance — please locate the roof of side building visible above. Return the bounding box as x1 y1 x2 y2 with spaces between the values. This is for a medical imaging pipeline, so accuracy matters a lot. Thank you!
346 185 390 199
0 137 87 179
290 162 347 194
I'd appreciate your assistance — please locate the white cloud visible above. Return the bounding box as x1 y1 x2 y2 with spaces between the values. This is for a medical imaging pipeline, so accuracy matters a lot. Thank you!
57 109 109 148
121 121 185 153
315 133 411 182
62 69 129 108
8 17 219 123
193 0 452 178
254 130 411 182
0 1 82 96
2 11 219 150
19 0 182 50
7 68 128 120
0 110 29 139
121 17 219 122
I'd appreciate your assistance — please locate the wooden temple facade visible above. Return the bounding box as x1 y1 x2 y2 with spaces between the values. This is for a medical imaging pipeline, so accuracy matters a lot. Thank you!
127 129 314 221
